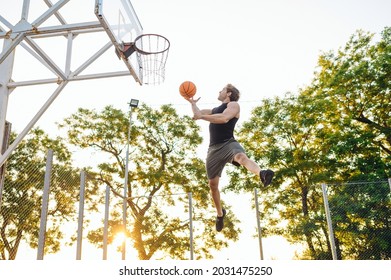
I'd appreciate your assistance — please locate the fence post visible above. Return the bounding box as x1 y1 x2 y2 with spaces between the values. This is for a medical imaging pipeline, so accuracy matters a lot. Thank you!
37 149 53 260
0 121 11 212
388 178 391 193
254 188 264 260
188 192 194 260
103 185 110 260
76 170 86 260
321 183 338 260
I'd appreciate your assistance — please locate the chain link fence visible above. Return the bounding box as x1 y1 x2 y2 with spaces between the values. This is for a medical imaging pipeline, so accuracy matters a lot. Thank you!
322 180 391 260
1 149 390 260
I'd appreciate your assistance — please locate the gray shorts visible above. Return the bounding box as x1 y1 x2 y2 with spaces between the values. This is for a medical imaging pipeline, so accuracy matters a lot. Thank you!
206 138 246 179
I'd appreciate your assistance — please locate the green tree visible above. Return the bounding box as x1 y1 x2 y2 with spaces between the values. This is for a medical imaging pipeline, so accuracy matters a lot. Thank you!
59 104 241 260
312 26 391 259
315 27 391 160
227 27 391 259
0 128 91 260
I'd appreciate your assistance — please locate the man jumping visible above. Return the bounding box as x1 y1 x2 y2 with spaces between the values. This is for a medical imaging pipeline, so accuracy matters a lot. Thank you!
187 83 274 231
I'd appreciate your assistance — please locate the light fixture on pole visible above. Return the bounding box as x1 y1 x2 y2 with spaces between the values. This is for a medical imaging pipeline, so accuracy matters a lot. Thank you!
129 98 139 108
122 98 139 260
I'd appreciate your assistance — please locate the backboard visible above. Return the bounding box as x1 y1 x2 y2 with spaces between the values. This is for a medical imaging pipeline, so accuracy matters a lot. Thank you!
94 0 143 84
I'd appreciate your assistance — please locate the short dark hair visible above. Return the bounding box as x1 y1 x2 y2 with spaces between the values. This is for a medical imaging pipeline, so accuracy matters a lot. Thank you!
226 84 240 101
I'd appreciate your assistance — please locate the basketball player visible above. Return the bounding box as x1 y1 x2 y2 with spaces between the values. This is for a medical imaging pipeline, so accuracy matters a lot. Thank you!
186 84 274 232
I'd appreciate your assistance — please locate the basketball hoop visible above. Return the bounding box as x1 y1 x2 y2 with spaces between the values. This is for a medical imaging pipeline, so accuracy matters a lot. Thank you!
133 34 170 85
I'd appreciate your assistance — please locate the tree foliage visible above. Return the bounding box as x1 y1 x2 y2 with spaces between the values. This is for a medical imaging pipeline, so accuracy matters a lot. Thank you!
316 27 391 160
227 27 391 259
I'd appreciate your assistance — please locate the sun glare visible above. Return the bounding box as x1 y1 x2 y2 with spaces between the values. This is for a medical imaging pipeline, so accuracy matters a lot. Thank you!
113 232 126 247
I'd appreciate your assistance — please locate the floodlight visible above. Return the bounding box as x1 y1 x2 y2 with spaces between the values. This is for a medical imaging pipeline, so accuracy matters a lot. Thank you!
129 99 139 108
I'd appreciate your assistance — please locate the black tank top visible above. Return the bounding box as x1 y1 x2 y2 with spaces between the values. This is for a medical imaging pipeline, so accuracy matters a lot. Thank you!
209 103 239 146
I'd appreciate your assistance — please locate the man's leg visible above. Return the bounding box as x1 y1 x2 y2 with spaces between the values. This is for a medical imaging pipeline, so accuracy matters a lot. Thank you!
209 176 223 216
233 153 261 175
209 176 226 232
233 152 274 187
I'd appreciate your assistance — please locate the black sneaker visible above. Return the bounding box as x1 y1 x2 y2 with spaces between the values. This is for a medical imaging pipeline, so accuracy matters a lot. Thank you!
215 208 226 232
260 169 274 187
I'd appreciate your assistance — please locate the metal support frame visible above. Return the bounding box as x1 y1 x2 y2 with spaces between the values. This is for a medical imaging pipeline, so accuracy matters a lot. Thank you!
0 81 68 168
0 0 135 170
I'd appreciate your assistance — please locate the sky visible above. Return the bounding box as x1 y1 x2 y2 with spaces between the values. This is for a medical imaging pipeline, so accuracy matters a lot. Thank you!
1 0 391 261
1 0 390 134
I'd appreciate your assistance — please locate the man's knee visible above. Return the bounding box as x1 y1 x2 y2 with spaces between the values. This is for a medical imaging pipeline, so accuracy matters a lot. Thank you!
233 153 248 165
209 177 219 191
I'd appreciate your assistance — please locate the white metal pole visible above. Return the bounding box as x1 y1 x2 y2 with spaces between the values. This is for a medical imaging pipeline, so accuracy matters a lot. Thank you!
0 122 11 212
122 106 133 260
0 39 16 158
103 185 110 260
254 188 264 260
188 192 194 260
37 149 54 260
21 0 31 21
321 183 338 260
76 170 86 260
65 32 73 76
388 178 391 193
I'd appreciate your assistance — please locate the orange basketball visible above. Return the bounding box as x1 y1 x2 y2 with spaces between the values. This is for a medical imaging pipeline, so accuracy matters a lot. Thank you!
179 81 197 99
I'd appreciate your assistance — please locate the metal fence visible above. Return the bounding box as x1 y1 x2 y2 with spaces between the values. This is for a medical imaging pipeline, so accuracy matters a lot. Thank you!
1 149 390 260
322 180 391 260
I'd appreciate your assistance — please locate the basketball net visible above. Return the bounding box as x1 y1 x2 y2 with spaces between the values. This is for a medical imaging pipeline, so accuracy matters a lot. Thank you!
133 34 170 85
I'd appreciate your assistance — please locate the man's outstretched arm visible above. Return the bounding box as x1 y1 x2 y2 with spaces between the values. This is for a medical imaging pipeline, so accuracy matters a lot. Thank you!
199 102 239 124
